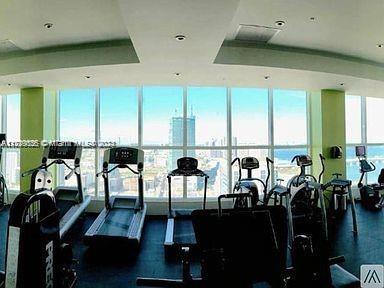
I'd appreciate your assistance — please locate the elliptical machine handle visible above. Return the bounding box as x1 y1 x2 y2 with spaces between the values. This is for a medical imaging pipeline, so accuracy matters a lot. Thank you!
231 157 241 183
231 157 240 166
65 169 75 180
318 154 325 183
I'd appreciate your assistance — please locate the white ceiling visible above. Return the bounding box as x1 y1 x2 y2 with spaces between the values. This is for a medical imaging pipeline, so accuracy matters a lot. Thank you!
0 0 383 95
227 0 384 63
0 0 128 50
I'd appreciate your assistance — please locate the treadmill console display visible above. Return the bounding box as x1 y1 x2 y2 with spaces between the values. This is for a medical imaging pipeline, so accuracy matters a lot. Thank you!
177 157 198 171
47 143 80 159
355 145 366 157
106 147 144 165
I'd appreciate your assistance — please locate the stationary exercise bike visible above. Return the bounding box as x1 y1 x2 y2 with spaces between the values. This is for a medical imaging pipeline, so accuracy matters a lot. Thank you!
356 145 384 210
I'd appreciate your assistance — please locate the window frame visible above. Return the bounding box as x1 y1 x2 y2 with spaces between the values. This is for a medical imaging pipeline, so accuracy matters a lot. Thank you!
2 94 21 193
56 87 310 200
346 95 384 186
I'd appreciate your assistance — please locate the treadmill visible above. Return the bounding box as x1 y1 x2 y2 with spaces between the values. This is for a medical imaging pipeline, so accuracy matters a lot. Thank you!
164 157 209 257
21 142 91 238
84 147 147 247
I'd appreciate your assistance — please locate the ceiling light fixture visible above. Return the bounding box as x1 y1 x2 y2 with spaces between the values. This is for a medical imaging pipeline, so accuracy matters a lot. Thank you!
7 83 11 87
339 83 345 86
174 72 181 76
264 76 270 80
44 23 53 29
275 20 285 27
310 17 316 21
174 35 186 41
377 44 384 48
85 76 91 79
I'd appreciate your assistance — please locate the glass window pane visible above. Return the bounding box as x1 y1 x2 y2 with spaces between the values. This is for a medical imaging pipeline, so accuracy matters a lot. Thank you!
273 90 307 145
143 87 183 146
58 148 95 197
144 149 183 198
187 150 228 197
5 148 20 191
345 95 361 144
366 145 384 184
7 94 20 142
59 89 95 142
346 146 361 185
367 97 384 143
6 94 20 191
274 148 308 183
231 149 269 196
100 87 138 145
232 88 268 145
187 87 227 146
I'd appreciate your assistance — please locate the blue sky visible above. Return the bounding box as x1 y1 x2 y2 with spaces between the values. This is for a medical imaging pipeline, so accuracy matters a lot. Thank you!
60 86 308 145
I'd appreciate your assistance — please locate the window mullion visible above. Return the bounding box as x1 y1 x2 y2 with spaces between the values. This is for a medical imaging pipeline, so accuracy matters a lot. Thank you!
268 88 275 185
95 89 100 198
183 87 188 199
227 87 232 194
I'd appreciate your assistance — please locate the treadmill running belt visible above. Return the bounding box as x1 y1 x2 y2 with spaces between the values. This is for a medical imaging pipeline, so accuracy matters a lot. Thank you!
174 218 196 245
97 208 134 237
57 199 76 219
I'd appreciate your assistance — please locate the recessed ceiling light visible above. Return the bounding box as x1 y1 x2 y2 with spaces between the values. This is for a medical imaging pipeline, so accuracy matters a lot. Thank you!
7 83 11 87
275 20 285 27
310 17 316 21
44 23 53 29
85 75 91 79
339 83 345 86
174 35 186 41
174 72 181 76
377 44 384 48
264 76 270 80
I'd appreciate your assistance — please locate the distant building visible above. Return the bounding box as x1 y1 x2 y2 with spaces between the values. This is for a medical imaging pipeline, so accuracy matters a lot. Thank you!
169 114 196 170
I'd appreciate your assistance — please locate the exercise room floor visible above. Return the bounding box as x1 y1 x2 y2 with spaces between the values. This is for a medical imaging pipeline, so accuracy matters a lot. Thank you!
0 204 383 287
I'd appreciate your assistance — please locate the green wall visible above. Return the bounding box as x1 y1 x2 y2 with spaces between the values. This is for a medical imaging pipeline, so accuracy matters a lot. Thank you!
310 89 346 183
20 88 57 192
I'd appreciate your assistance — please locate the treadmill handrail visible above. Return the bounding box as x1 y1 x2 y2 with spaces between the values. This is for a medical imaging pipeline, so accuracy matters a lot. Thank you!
167 168 208 178
167 168 209 217
97 164 139 177
99 161 144 211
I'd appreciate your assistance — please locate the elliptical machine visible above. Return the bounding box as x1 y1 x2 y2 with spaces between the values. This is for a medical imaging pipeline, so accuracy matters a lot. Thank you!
0 172 76 288
356 145 384 210
231 157 273 208
267 154 360 288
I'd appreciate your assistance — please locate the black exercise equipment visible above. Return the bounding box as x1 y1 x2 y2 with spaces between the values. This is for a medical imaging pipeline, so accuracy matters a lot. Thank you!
319 154 358 233
21 142 91 238
0 134 8 211
267 154 360 287
356 145 384 209
84 147 146 248
164 157 209 257
138 196 288 288
138 190 359 288
231 156 273 207
0 190 76 288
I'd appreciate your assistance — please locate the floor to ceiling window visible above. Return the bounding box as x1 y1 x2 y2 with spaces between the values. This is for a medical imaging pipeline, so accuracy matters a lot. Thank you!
4 94 21 191
345 95 384 186
57 86 309 199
